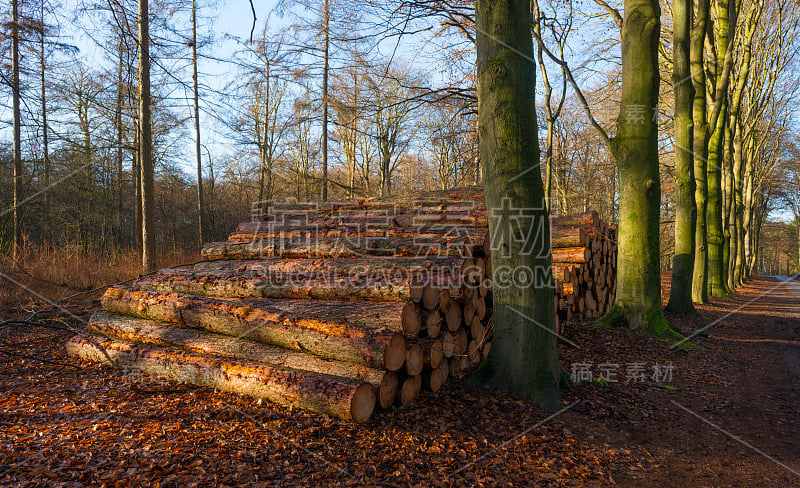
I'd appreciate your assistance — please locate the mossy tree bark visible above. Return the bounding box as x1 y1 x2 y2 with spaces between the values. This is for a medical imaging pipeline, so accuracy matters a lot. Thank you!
706 0 739 297
691 0 711 304
596 0 678 338
706 105 729 297
665 0 698 315
473 0 560 410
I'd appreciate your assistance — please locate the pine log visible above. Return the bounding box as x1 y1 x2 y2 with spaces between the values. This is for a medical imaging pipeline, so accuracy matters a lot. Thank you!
405 344 424 376
445 301 462 332
87 311 390 386
401 302 422 338
551 247 591 264
422 367 443 392
423 312 442 338
438 357 449 383
420 339 444 370
229 225 488 242
398 374 422 406
136 268 417 303
550 226 589 248
550 211 599 229
202 236 477 260
470 316 485 341
67 335 376 423
467 340 481 365
101 286 407 371
194 256 466 281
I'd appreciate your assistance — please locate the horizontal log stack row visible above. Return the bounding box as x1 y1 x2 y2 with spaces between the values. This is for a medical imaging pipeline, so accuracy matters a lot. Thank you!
550 211 618 322
67 187 615 423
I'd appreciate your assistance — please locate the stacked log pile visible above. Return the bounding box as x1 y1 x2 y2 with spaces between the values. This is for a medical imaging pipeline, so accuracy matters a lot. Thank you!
67 187 615 423
550 212 618 322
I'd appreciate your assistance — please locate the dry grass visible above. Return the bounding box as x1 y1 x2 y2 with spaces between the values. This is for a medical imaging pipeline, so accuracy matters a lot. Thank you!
0 243 198 312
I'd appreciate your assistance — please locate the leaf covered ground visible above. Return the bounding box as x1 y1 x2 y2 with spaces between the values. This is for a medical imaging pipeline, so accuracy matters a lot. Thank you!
1 275 799 487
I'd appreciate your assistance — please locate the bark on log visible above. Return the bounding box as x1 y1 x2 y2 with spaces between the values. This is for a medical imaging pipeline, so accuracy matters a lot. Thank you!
87 310 390 386
194 256 467 281
102 286 407 371
202 236 478 260
550 227 589 248
67 335 376 423
551 247 591 264
136 268 417 303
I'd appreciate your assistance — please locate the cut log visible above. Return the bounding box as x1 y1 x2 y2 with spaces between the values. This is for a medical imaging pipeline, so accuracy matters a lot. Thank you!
442 331 458 358
87 310 390 386
550 211 599 229
445 301 462 332
423 312 442 338
438 357 449 383
67 335 376 423
551 247 591 264
401 302 422 338
467 340 481 365
397 374 422 406
550 226 588 248
421 339 444 370
136 268 419 303
470 316 485 341
194 256 466 281
202 236 478 260
422 367 443 392
405 343 424 376
102 286 407 371
474 296 487 320
421 285 440 310
453 328 468 355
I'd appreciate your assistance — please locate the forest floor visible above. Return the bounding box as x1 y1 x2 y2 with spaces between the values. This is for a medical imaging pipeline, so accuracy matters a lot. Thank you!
0 272 798 487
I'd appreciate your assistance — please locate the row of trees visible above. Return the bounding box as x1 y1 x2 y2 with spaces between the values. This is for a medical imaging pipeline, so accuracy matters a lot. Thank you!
2 0 798 280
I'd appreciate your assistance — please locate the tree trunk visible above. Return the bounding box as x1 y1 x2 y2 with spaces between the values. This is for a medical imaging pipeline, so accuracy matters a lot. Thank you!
67 335 375 423
472 0 560 410
11 0 23 264
691 0 711 303
320 0 329 201
600 0 676 337
40 1 50 193
706 104 728 297
139 0 155 273
665 0 697 315
192 1 206 250
116 36 125 243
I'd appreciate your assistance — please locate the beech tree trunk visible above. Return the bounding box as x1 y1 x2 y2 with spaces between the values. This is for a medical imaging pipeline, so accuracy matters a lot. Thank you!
473 0 560 410
665 0 697 315
600 0 677 337
691 0 711 304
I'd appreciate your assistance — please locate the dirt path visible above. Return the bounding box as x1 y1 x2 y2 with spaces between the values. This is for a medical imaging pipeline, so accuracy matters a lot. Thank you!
595 275 800 487
0 276 798 487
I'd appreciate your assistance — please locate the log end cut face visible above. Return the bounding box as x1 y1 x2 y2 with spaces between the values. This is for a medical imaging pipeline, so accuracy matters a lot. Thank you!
350 383 377 424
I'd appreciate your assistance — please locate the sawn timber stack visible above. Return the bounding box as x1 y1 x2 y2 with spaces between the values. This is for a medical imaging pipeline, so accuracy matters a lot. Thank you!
68 187 616 423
